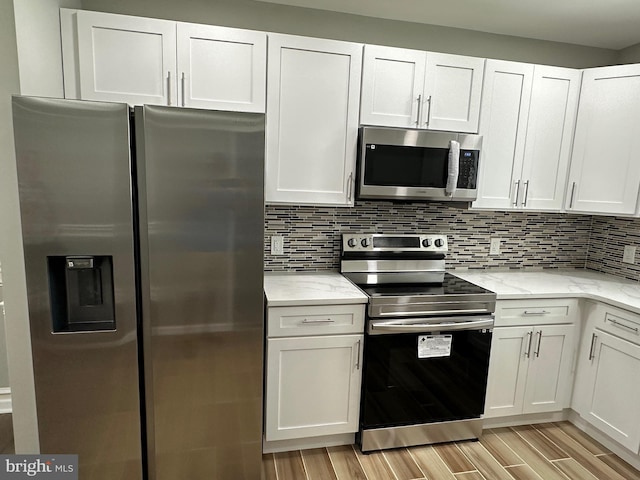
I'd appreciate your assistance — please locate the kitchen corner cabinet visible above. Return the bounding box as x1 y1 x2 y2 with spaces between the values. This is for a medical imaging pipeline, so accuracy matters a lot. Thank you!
265 34 362 206
264 304 365 441
565 64 640 215
473 61 580 211
484 299 577 418
61 9 266 112
572 302 640 452
360 45 484 133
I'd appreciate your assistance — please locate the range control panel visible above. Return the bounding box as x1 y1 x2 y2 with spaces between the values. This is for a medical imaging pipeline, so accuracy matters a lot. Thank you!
342 234 448 252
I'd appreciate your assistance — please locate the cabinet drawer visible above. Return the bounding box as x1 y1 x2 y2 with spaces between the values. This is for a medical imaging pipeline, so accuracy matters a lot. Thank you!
496 299 578 327
593 303 640 344
267 304 365 337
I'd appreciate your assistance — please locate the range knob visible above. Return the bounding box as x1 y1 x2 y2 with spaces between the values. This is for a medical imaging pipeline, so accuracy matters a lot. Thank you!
347 238 357 248
361 238 370 248
434 238 444 248
422 238 432 248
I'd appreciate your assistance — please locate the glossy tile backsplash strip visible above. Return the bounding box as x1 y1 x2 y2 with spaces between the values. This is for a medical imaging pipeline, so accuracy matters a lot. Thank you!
264 201 593 272
587 216 640 281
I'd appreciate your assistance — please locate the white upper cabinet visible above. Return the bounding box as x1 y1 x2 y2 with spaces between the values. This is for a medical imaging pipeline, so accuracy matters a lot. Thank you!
473 61 580 211
566 64 640 215
473 60 533 209
176 23 266 111
63 9 177 106
360 45 484 133
265 34 362 206
61 9 266 112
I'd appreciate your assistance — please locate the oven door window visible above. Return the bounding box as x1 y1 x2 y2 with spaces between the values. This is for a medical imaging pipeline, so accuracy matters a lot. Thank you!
361 329 492 429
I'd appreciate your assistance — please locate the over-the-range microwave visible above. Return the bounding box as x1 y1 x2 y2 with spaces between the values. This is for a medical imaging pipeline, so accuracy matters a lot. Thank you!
357 126 482 202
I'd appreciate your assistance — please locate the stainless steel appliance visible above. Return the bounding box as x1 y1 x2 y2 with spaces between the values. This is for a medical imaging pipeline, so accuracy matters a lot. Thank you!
357 127 482 202
12 96 265 480
341 234 496 452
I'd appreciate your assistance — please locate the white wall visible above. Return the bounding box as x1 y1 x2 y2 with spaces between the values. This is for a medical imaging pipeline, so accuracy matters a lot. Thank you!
0 0 39 454
81 0 618 68
618 42 640 64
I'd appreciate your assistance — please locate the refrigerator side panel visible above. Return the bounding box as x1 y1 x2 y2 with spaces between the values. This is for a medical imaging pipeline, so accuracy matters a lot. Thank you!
137 106 264 480
12 96 143 480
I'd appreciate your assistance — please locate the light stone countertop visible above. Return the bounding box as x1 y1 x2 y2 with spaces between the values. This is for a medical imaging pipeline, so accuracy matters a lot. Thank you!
264 272 368 307
452 269 640 314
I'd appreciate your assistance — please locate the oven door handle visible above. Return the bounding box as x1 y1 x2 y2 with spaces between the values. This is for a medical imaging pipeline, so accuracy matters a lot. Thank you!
369 317 494 334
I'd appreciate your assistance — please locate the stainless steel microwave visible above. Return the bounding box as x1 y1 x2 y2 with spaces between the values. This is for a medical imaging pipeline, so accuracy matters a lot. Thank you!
357 127 482 202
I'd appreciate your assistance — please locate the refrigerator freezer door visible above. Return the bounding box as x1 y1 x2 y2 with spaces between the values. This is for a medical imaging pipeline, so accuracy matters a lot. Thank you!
12 96 143 479
135 106 265 480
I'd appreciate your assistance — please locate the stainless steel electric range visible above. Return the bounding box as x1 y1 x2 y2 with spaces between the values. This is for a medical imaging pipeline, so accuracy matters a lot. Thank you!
340 233 497 452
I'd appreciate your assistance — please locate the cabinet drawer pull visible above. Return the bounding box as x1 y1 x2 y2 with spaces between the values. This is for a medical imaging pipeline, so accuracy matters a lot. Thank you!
523 180 530 207
535 330 542 358
523 310 550 316
415 94 422 126
609 319 639 333
569 182 576 209
355 339 361 370
302 318 335 324
181 72 186 107
525 331 533 358
347 172 353 201
588 333 598 360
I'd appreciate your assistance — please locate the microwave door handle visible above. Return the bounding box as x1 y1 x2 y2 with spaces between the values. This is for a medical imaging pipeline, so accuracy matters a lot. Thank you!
445 140 460 196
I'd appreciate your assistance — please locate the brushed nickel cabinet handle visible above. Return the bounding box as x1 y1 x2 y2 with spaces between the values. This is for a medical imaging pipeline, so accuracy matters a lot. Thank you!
609 319 639 333
166 71 172 106
302 318 335 324
415 94 422 126
535 330 542 358
513 180 521 206
588 333 597 360
523 310 550 316
355 340 361 370
525 331 533 358
569 182 576 209
424 95 432 127
181 72 186 107
347 172 354 201
523 180 530 207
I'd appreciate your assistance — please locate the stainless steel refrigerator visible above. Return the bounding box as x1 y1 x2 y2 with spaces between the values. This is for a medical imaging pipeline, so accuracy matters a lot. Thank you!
12 96 265 480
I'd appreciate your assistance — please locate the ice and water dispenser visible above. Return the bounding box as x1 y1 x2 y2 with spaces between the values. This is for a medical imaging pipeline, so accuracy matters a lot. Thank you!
48 255 116 332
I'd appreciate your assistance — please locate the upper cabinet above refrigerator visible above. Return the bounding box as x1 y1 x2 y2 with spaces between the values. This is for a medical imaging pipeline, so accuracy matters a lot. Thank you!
61 9 267 112
359 45 485 133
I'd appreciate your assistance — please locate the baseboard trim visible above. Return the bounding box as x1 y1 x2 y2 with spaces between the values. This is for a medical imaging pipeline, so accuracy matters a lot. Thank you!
263 433 355 454
482 410 569 429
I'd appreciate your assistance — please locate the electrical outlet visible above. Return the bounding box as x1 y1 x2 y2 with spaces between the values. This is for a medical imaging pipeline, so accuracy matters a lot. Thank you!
271 236 284 255
489 238 501 255
623 245 636 264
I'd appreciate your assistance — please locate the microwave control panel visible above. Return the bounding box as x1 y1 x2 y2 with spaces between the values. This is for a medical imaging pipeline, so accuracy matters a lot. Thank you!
342 234 448 252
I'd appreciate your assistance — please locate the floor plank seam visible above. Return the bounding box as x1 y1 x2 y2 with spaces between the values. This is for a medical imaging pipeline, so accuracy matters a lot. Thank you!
348 444 371 480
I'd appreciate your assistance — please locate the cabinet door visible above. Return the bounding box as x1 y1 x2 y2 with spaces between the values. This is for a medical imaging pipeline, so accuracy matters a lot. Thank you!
422 53 484 133
583 329 640 452
567 64 640 215
523 325 576 414
359 45 425 128
265 334 363 441
265 34 362 205
473 60 533 209
74 10 177 105
176 23 266 112
520 66 581 211
484 326 531 418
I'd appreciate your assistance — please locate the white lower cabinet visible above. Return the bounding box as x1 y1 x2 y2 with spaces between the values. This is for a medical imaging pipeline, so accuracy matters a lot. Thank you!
573 302 640 452
484 300 577 418
265 334 363 441
264 303 365 443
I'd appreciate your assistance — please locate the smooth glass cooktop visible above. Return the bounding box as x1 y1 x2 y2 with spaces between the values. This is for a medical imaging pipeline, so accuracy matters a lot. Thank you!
361 273 493 297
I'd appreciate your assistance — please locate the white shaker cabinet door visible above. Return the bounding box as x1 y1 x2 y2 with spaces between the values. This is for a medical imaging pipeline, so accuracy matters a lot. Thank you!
359 45 426 128
520 66 581 211
176 23 266 112
473 60 533 209
582 330 640 452
484 326 531 418
73 10 177 106
265 34 362 206
422 53 484 133
567 64 640 215
265 334 363 441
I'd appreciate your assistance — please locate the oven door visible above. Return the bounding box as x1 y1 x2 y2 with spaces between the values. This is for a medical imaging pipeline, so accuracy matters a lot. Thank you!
360 316 493 433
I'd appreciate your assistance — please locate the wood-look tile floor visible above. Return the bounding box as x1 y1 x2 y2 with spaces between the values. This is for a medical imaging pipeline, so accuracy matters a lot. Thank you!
263 422 640 480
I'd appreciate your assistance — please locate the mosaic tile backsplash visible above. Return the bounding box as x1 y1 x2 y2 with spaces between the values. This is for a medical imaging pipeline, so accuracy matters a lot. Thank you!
587 216 640 281
264 200 594 272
